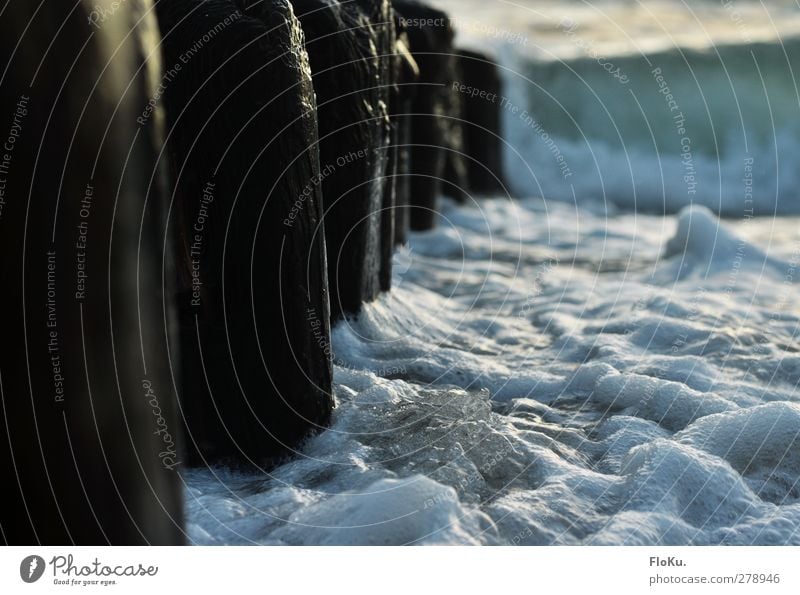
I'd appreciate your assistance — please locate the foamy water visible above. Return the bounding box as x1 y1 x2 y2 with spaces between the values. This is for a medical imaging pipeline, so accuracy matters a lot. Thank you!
438 0 800 214
433 0 800 57
185 197 800 545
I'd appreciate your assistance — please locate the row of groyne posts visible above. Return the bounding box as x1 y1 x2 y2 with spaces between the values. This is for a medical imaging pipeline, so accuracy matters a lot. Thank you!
0 0 505 544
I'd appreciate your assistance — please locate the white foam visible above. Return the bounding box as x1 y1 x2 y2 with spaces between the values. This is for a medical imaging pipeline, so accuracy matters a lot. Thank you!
270 475 499 545
676 403 800 503
185 196 800 544
619 440 762 530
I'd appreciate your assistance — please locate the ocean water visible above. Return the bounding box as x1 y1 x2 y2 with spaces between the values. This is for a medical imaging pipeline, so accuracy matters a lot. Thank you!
184 1 800 545
445 0 800 214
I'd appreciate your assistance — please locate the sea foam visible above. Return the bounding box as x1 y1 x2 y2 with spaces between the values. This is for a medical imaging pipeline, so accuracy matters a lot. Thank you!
186 197 800 545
